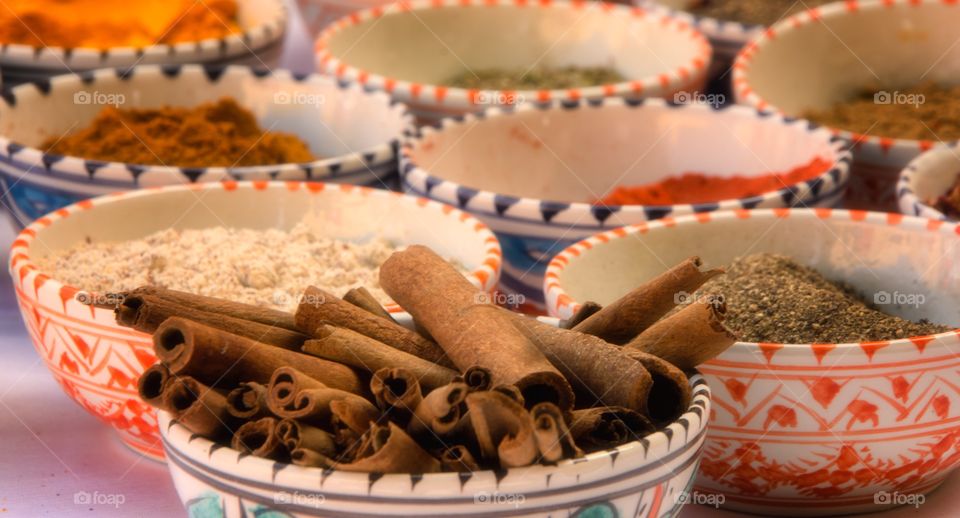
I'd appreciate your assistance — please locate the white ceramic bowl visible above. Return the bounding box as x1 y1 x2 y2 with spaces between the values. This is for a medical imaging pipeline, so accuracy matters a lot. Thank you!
315 0 712 123
0 65 413 227
0 0 287 85
897 145 960 220
732 0 960 212
544 208 960 516
160 369 711 517
402 97 851 308
8 181 501 460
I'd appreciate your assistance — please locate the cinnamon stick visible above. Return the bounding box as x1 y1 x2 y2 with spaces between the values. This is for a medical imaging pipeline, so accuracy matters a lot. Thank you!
269 383 375 428
138 363 172 411
276 419 337 457
531 402 582 463
370 368 423 423
127 286 298 331
343 287 396 323
466 391 538 468
439 445 480 472
330 398 379 447
625 299 738 369
338 423 442 474
267 367 325 411
569 406 655 452
226 382 271 420
463 366 492 392
560 301 602 330
622 349 691 426
232 417 287 461
154 317 365 394
407 383 470 441
573 257 723 344
290 448 336 468
162 376 234 439
380 246 574 411
303 326 457 390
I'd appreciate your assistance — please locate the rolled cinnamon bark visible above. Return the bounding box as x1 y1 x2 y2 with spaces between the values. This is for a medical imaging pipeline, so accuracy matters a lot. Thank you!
622 350 691 426
569 406 655 452
276 419 337 457
162 376 234 439
625 300 738 369
407 383 470 441
380 246 574 411
439 445 481 472
573 257 723 344
290 448 336 468
466 391 538 468
343 287 396 323
138 363 172 410
226 382 272 420
127 286 298 331
531 402 582 463
270 384 375 427
492 385 524 406
154 317 365 394
303 326 457 390
116 294 309 351
330 398 379 447
463 366 492 392
370 368 423 420
339 423 442 473
560 301 602 330
295 286 452 367
509 315 652 414
231 417 287 461
267 367 325 411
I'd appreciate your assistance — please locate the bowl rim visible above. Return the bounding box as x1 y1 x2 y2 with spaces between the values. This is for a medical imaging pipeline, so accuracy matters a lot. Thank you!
639 0 767 46
732 0 956 155
157 373 710 496
313 0 713 108
543 207 960 351
400 96 853 220
7 180 502 314
0 0 287 67
897 144 960 221
0 64 415 182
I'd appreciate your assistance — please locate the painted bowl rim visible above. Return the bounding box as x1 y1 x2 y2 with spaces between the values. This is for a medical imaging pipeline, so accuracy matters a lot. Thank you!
896 144 960 222
639 0 767 46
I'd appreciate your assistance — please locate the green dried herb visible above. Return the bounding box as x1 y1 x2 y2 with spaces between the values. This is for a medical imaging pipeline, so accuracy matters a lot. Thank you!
446 66 625 90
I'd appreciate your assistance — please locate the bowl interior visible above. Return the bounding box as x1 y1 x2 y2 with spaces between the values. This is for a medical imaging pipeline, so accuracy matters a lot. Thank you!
558 211 960 327
746 3 960 114
908 148 960 206
325 4 700 86
410 103 839 202
0 67 405 161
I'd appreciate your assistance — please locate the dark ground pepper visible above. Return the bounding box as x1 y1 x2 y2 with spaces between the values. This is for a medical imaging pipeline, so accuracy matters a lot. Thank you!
697 253 952 344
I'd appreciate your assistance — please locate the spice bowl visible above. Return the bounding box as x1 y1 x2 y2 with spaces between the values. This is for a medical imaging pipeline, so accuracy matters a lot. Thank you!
733 0 960 211
159 369 710 517
7 181 501 460
402 97 851 309
314 0 712 124
0 64 413 227
897 144 960 220
544 208 960 516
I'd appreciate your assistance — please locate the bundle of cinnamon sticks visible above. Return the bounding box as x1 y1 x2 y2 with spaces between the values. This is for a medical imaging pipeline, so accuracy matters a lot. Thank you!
127 245 736 474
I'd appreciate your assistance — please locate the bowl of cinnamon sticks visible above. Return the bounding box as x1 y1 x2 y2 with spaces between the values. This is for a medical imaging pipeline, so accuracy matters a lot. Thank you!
144 244 714 517
8 181 501 460
545 208 960 516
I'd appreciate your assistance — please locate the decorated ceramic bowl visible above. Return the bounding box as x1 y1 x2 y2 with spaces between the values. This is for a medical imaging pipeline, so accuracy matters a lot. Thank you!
160 370 711 518
314 0 712 124
544 208 960 516
732 0 960 212
7 181 501 460
0 64 413 227
897 145 960 221
401 97 851 309
296 0 394 37
0 0 286 85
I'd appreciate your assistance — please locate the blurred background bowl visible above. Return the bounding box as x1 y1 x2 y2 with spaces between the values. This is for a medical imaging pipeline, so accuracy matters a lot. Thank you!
545 208 960 515
314 0 712 124
402 97 851 310
898 145 960 221
8 181 501 460
0 64 412 227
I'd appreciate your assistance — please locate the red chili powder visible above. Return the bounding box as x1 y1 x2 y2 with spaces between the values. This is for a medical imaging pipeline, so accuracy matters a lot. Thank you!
598 157 833 206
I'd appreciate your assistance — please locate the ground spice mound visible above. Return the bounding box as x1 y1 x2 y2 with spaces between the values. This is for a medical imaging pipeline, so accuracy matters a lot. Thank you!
686 0 835 26
44 98 315 167
446 66 626 90
802 82 960 141
697 253 951 343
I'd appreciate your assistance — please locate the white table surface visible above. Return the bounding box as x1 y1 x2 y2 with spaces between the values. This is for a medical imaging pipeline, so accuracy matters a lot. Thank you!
2 2 959 517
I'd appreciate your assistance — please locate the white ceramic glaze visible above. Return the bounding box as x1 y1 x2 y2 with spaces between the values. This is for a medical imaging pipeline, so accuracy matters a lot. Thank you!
8 181 501 460
897 145 960 220
545 208 960 515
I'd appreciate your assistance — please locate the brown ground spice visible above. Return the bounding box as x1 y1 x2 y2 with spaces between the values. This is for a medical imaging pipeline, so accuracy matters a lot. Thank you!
802 82 960 141
686 0 835 26
44 98 315 167
697 253 952 344
446 66 625 90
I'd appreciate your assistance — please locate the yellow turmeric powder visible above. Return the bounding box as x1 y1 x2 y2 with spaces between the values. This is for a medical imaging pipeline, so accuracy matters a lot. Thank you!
0 0 240 49
44 98 317 168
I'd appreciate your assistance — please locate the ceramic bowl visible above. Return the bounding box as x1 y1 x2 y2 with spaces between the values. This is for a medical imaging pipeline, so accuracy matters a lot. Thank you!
7 181 501 460
897 144 960 221
0 64 413 227
732 0 960 212
0 0 286 86
314 0 712 124
544 208 960 516
296 0 394 37
160 370 711 518
401 97 851 309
